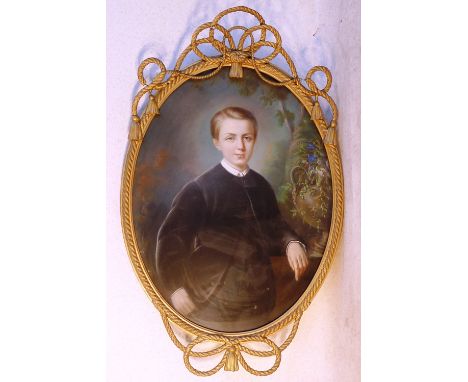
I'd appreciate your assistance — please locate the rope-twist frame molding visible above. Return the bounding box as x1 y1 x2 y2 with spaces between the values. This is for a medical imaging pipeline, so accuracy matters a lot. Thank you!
121 6 343 376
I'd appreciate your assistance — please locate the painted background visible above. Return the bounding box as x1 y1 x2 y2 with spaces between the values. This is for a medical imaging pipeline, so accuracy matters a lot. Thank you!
107 0 360 381
132 67 332 330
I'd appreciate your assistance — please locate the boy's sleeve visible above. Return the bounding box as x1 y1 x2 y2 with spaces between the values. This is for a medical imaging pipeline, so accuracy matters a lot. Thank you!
155 181 206 297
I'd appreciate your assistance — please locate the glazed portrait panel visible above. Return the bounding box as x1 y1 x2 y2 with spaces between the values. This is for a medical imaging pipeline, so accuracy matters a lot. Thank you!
132 68 333 332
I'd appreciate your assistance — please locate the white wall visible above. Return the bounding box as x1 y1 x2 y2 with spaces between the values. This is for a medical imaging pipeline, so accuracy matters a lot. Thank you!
107 1 360 380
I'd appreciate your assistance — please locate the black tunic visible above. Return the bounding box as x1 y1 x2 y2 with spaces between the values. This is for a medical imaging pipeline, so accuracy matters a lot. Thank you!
155 164 299 328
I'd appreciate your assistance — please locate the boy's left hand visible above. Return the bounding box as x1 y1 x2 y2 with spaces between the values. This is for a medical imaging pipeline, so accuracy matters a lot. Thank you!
286 242 309 281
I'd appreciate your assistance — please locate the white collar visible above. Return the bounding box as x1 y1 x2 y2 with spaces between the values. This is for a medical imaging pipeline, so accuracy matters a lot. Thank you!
221 159 250 177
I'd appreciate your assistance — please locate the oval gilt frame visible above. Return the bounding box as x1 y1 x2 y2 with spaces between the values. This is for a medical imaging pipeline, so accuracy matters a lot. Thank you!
121 6 343 376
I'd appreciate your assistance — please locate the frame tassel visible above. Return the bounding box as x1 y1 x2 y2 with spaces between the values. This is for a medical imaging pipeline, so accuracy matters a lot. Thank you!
129 115 142 141
229 62 243 79
311 101 323 121
224 348 239 371
324 122 337 145
146 94 160 117
229 51 245 79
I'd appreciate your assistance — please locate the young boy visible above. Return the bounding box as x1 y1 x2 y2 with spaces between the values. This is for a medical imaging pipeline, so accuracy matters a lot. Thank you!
155 106 308 331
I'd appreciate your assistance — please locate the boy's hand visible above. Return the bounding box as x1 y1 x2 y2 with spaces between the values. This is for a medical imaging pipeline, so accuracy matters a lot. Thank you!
286 242 309 281
170 288 196 315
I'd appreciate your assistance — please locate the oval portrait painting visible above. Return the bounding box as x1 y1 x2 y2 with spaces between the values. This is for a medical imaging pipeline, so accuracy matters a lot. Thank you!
131 67 333 333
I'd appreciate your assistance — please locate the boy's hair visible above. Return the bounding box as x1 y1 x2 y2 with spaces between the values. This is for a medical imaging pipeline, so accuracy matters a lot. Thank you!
210 107 258 140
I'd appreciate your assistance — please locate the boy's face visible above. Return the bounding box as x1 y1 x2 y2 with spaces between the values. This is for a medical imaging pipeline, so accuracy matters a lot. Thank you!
213 117 256 171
